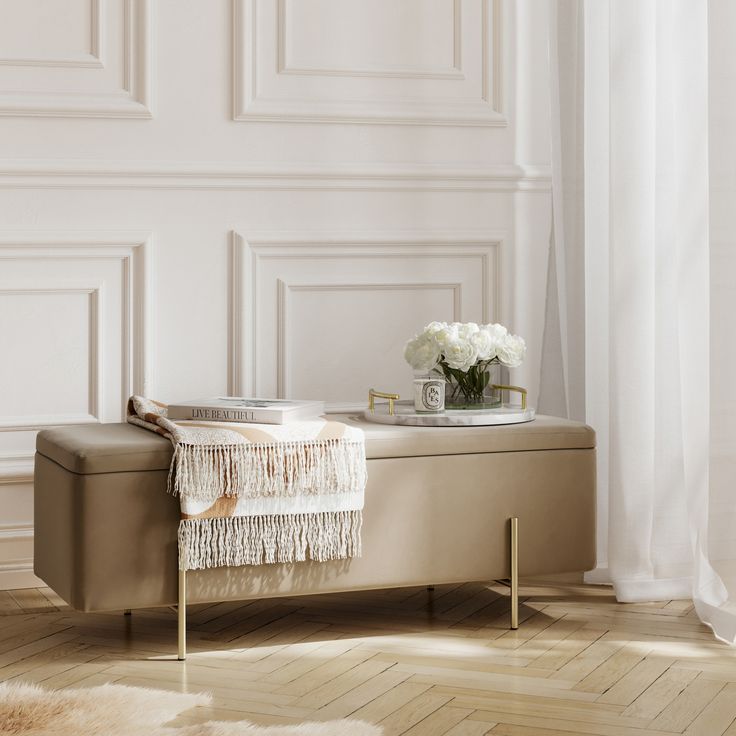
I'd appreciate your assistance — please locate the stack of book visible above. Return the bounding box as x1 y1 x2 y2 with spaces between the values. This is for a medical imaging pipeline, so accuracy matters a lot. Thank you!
167 397 325 425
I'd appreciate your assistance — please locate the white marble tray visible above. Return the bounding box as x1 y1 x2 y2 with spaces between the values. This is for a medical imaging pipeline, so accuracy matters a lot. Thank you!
362 400 536 427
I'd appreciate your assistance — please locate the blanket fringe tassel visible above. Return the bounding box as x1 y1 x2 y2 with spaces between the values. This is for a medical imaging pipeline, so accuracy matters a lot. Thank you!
170 440 366 502
178 511 362 571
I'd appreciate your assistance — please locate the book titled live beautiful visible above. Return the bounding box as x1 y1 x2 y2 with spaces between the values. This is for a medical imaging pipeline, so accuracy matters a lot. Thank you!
167 397 325 425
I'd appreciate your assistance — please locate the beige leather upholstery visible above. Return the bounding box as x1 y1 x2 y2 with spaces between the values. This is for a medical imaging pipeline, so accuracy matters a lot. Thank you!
37 423 173 474
34 416 596 612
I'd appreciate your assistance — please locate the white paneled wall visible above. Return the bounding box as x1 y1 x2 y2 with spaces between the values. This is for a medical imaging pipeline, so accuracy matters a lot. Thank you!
0 0 551 589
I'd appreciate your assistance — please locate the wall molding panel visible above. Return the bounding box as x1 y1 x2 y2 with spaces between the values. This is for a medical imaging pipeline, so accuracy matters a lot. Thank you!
275 280 464 399
0 231 154 482
0 283 104 431
276 0 464 80
231 230 503 401
0 0 104 69
0 0 153 118
0 160 551 191
233 0 505 126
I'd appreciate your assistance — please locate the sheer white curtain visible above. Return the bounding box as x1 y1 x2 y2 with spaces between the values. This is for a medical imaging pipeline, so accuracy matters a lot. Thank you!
551 0 736 642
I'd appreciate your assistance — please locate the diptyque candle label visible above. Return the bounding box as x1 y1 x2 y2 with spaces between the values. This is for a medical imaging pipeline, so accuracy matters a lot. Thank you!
414 378 445 413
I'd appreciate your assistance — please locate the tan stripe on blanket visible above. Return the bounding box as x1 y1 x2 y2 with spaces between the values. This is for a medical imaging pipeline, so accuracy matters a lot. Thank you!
181 495 239 520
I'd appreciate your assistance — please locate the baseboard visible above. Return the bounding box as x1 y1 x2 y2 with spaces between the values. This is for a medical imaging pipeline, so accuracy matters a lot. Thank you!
0 523 40 590
584 566 612 585
0 559 43 590
521 572 585 584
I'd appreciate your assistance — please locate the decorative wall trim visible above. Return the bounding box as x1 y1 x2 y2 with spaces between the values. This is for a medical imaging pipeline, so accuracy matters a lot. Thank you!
0 0 153 118
233 0 504 126
0 0 104 68
0 525 39 591
0 455 34 485
276 0 464 80
0 561 41 591
275 280 463 398
231 229 503 397
0 283 104 431
0 231 154 449
0 160 552 192
0 524 34 541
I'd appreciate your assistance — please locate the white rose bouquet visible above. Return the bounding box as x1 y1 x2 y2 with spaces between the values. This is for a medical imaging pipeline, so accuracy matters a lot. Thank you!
404 321 526 407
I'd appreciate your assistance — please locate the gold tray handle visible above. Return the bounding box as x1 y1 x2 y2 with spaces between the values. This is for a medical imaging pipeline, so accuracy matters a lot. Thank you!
491 384 527 410
368 388 400 416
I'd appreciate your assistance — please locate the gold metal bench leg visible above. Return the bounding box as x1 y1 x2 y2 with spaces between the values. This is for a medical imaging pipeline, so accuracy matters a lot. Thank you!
178 568 186 661
510 517 519 630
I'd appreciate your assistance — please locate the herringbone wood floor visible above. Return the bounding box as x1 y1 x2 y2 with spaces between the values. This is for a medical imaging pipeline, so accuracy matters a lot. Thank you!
1 579 735 735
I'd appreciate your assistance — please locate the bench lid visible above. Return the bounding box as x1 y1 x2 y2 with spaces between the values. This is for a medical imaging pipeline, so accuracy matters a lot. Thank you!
37 423 174 475
36 415 595 475
336 413 595 459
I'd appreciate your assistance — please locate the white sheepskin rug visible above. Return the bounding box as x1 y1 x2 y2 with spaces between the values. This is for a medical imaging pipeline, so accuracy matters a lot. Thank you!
0 682 383 736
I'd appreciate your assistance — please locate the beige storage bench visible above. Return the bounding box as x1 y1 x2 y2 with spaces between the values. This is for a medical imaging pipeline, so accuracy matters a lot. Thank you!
34 414 595 655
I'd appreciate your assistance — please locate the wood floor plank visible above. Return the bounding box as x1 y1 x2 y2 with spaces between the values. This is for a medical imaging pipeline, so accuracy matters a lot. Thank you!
262 639 359 685
378 692 454 736
621 665 698 720
490 610 565 650
8 589 58 613
275 647 377 696
0 591 22 615
596 656 674 705
444 720 495 736
468 709 679 736
351 681 432 723
575 644 645 694
550 637 628 684
293 657 392 709
532 628 607 672
401 705 474 735
488 725 607 736
400 660 596 700
650 675 726 732
314 668 409 719
431 687 651 730
684 682 736 736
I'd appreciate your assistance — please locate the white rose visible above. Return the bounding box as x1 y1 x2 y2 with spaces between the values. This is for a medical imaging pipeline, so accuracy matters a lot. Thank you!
404 335 441 372
423 321 448 337
470 329 496 361
457 322 480 339
483 323 508 341
434 323 459 349
496 334 526 368
443 337 479 372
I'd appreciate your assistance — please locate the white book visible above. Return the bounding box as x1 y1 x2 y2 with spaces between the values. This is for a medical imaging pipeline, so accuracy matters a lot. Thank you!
167 397 325 425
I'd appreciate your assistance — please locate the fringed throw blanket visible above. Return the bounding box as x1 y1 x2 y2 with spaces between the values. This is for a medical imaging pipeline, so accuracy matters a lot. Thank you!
127 396 366 571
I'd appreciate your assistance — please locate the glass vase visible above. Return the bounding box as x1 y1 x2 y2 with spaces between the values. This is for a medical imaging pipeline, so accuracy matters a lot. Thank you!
441 361 502 410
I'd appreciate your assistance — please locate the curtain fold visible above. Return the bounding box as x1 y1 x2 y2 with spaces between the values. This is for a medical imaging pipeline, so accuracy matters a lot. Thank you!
552 0 736 642
539 0 584 422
